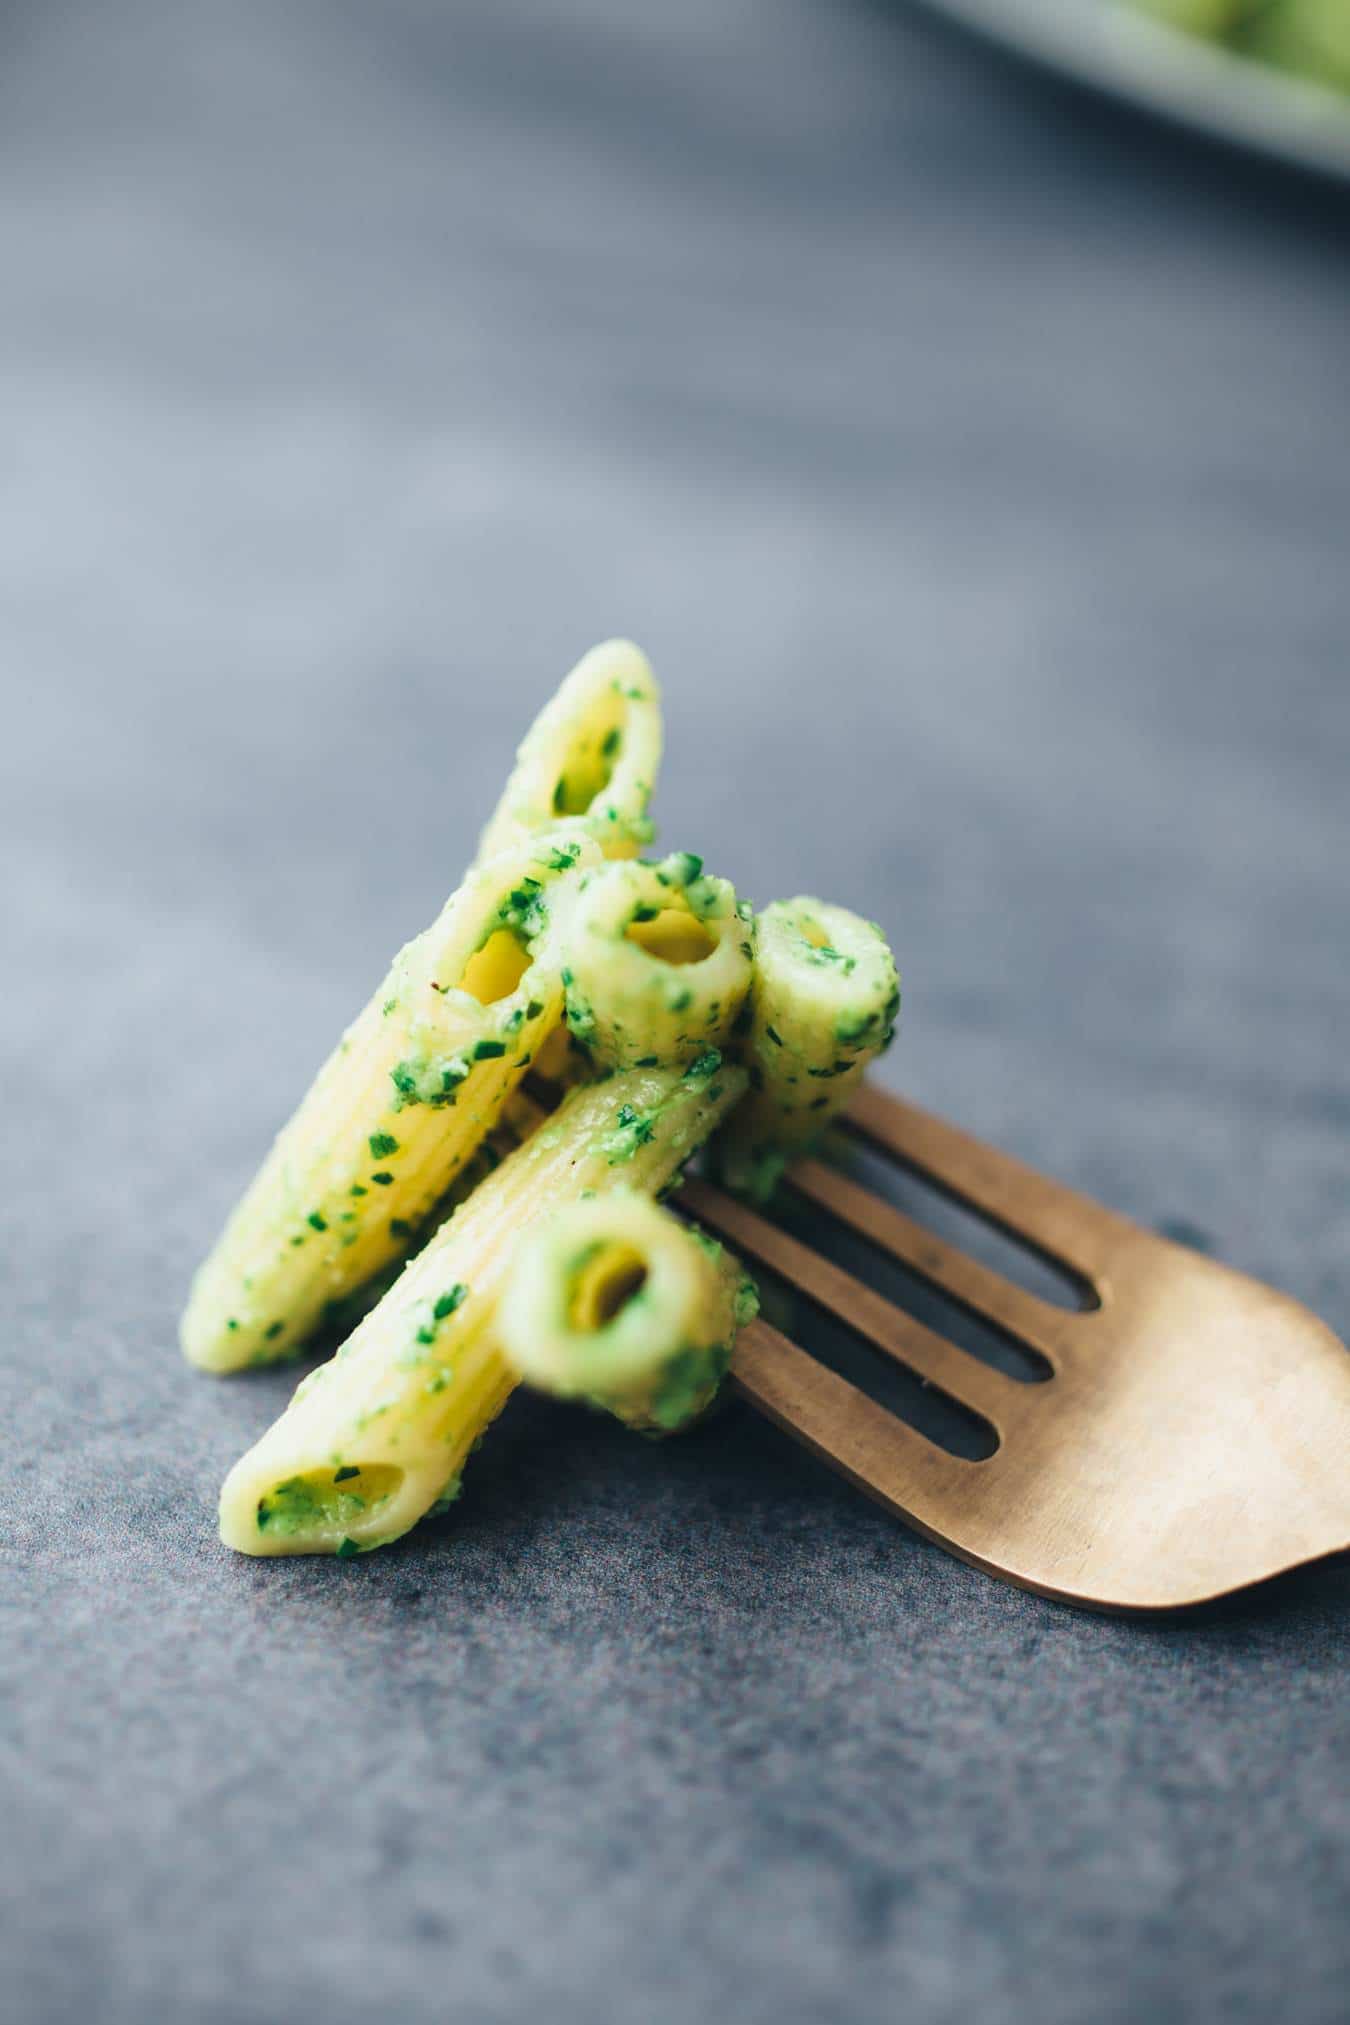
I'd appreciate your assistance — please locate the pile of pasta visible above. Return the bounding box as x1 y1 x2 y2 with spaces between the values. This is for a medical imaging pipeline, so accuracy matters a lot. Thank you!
184 642 899 1557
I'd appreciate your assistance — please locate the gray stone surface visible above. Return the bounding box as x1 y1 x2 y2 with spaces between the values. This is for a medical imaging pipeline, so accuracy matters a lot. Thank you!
2 3 1347 2021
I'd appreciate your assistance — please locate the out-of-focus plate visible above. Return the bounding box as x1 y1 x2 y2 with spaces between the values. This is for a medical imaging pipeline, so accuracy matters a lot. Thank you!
910 0 1350 186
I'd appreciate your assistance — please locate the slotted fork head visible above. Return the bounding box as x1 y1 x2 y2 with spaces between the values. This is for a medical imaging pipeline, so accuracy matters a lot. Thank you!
682 1084 1350 1612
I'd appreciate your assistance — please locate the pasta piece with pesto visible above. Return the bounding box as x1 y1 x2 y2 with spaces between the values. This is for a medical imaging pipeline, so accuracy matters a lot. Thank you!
554 853 753 1071
181 826 600 1374
498 1189 757 1434
474 639 662 866
217 1053 747 1556
715 897 899 1203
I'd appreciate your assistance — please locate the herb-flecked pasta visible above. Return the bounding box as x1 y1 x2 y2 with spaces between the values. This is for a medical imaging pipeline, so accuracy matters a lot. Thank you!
714 897 899 1203
181 826 600 1373
474 639 662 866
554 853 753 1071
498 1189 757 1434
217 1053 747 1556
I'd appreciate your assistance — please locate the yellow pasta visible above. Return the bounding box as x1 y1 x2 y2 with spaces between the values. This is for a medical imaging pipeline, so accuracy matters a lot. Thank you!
182 826 600 1374
218 1052 747 1556
554 853 753 1071
714 897 899 1202
296 1086 551 1354
498 1189 757 1434
474 639 662 865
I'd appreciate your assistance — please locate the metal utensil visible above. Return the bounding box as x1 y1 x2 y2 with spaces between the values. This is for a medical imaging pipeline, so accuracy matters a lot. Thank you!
682 1084 1350 1612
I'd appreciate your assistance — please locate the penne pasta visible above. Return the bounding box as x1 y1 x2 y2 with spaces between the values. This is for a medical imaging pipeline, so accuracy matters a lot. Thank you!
714 897 899 1202
217 1052 747 1556
474 639 662 866
553 853 754 1071
498 1189 757 1434
182 826 600 1373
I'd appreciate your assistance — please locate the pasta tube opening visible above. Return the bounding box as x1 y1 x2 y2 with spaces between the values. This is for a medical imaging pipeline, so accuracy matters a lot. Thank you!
624 911 717 965
459 928 533 1005
554 853 753 1072
568 1242 649 1329
255 1465 405 1546
474 640 662 866
498 1190 757 1434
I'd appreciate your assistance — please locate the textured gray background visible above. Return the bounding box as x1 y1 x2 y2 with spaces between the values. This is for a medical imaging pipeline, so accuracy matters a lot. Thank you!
2 3 1348 2022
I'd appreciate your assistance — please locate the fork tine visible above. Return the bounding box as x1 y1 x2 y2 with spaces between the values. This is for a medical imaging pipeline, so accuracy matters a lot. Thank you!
786 1157 1068 1367
680 1176 1026 1432
845 1084 1123 1286
731 1318 986 1532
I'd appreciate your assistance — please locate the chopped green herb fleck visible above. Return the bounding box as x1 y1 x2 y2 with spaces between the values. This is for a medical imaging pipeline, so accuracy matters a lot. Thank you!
370 1171 395 1187
335 1537 361 1559
307 1211 328 1232
662 851 703 888
333 1466 360 1483
434 1285 469 1320
369 1132 400 1159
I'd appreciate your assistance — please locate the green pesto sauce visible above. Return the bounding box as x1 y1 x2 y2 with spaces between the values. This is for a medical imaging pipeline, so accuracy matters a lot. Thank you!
498 878 548 940
603 1103 657 1164
658 851 703 888
391 1054 470 1110
256 1473 372 1536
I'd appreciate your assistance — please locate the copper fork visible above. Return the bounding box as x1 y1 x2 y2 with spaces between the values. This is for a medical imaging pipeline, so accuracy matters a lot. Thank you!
681 1083 1350 1612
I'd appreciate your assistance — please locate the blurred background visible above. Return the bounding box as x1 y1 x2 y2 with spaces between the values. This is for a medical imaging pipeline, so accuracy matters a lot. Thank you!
4 4 1347 2024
